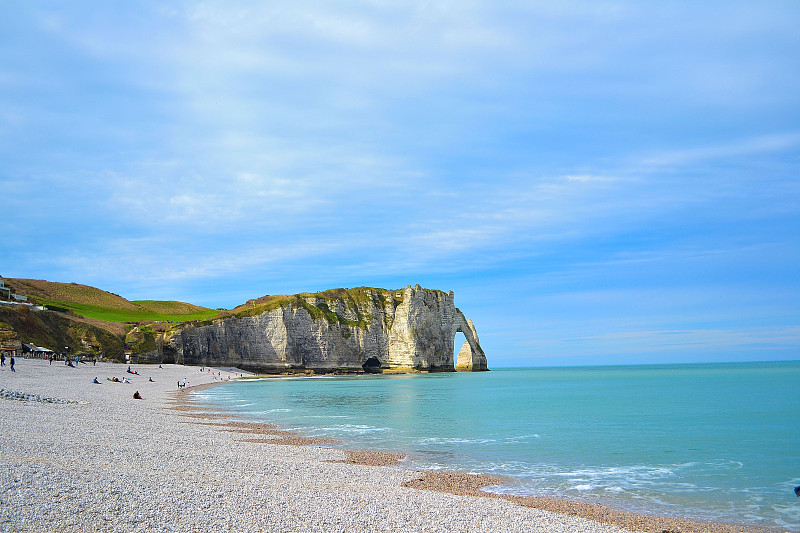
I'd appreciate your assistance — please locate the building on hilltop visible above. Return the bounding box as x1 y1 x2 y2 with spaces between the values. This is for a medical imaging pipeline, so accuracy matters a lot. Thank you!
0 279 28 302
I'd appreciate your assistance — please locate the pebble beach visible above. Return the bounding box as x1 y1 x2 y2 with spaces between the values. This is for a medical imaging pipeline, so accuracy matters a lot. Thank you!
0 359 783 532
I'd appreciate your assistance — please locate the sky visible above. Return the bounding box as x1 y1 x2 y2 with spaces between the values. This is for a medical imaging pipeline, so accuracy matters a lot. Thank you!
1 1 798 367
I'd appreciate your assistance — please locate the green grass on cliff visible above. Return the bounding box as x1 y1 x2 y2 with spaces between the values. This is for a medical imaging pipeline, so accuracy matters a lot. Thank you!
5 278 434 328
37 299 220 323
228 287 399 329
6 278 220 324
133 300 214 315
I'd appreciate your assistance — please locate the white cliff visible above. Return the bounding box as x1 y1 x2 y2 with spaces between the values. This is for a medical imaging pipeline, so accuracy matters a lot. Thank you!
154 285 488 373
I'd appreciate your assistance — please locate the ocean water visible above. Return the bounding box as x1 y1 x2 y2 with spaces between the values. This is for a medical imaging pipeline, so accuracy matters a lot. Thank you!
197 361 800 531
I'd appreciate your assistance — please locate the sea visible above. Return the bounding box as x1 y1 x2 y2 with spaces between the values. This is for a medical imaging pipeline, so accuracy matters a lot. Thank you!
195 361 800 531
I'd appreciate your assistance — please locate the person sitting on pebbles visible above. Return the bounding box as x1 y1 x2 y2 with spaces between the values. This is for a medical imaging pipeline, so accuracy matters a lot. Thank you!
92 377 100 384
133 391 143 400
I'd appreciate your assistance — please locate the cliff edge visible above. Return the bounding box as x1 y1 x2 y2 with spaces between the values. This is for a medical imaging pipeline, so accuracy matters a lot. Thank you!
150 285 488 373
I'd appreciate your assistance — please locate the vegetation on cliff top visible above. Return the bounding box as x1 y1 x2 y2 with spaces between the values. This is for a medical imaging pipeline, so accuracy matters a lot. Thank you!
5 278 220 323
226 287 399 328
6 279 448 327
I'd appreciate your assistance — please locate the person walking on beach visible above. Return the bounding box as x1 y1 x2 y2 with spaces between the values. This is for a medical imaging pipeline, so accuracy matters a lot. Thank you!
10 356 15 372
1 353 5 366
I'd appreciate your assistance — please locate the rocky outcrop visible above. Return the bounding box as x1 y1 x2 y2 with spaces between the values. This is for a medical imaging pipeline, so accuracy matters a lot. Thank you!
150 285 487 373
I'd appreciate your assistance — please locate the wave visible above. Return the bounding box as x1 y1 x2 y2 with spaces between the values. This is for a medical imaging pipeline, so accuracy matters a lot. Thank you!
418 436 498 445
317 424 392 435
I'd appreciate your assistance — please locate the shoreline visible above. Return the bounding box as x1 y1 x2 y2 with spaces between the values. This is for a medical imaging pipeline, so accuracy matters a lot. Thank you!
183 374 784 533
0 359 787 532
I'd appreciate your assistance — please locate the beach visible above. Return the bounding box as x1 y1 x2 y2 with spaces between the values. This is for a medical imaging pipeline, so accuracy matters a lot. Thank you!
0 359 782 533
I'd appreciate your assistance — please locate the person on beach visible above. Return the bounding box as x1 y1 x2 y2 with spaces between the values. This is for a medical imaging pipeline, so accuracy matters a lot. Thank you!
10 356 15 372
92 377 100 384
148 377 154 382
1 353 5 366
133 391 143 400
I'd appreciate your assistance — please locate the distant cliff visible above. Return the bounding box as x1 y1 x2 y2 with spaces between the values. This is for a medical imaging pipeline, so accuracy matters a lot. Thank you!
1 277 488 373
145 285 488 373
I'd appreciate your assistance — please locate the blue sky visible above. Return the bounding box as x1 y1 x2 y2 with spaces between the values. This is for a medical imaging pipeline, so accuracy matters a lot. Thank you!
1 1 798 366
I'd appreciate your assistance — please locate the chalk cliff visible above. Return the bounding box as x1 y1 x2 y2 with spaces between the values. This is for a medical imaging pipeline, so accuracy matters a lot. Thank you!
148 285 487 373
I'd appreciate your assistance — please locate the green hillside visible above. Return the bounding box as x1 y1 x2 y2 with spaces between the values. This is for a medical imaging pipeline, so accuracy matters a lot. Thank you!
4 278 220 323
133 300 214 315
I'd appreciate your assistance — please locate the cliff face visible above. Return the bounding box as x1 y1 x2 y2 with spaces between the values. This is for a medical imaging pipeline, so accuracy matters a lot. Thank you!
151 285 487 373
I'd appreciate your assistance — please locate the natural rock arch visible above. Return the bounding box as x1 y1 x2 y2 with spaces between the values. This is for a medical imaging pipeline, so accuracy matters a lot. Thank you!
454 312 488 371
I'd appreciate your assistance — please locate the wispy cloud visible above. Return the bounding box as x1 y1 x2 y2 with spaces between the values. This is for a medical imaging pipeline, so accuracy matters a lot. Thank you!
641 132 800 167
1 1 798 364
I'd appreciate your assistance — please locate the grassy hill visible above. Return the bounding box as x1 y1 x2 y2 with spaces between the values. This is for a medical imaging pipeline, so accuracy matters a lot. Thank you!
4 278 220 323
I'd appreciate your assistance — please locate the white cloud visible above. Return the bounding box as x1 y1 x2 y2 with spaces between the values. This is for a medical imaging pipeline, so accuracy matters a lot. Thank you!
563 174 620 183
641 132 800 167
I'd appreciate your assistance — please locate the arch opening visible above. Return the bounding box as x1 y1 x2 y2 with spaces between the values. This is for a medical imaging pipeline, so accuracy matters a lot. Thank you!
453 330 468 369
453 313 488 371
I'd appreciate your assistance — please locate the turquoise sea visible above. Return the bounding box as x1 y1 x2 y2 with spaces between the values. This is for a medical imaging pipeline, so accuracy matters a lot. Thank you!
197 361 800 531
